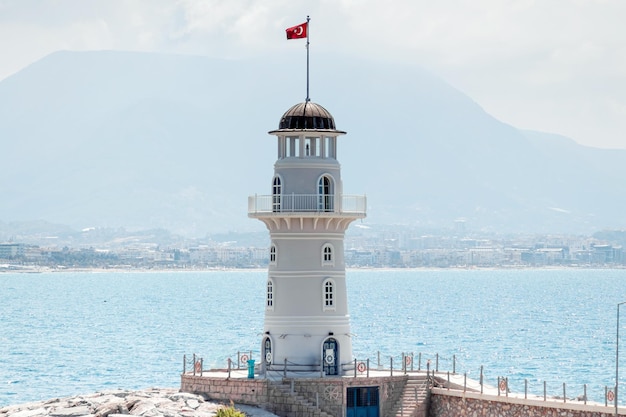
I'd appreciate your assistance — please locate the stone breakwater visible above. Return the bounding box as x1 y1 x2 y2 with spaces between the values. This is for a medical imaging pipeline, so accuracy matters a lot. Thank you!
0 388 278 417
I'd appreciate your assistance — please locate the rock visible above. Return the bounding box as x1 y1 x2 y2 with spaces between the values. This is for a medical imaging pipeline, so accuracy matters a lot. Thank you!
8 408 48 417
50 406 92 417
1 388 279 417
94 403 120 417
183 400 198 410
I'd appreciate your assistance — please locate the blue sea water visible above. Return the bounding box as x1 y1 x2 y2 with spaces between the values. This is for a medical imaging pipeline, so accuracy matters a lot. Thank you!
1 268 625 407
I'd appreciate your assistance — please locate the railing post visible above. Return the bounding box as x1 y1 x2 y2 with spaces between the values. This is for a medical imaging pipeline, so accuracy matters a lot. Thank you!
464 372 467 392
237 351 240 369
605 386 608 407
228 358 231 379
563 382 566 403
404 352 408 375
367 358 370 378
193 353 196 375
354 358 357 378
436 353 439 372
480 366 484 394
506 377 509 397
418 353 421 371
453 355 456 374
525 379 528 399
390 357 393 376
284 358 287 378
544 381 547 401
183 354 186 374
497 377 501 397
584 384 587 404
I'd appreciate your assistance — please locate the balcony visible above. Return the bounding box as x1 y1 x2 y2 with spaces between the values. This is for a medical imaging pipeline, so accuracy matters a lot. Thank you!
248 194 367 216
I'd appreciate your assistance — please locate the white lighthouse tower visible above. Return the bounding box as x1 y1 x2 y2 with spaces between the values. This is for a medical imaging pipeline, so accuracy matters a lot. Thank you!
248 101 366 376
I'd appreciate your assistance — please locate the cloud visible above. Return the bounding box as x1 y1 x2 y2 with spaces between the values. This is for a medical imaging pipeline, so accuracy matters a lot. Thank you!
0 0 625 149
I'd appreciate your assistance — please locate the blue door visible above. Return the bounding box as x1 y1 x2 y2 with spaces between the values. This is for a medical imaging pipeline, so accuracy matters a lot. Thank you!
263 337 272 366
322 338 338 376
347 387 379 417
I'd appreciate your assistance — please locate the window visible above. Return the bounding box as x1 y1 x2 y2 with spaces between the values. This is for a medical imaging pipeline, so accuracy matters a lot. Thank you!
324 137 335 158
318 175 333 212
323 278 335 311
272 176 282 212
266 279 274 310
322 244 334 266
305 137 319 157
286 136 299 157
269 244 277 265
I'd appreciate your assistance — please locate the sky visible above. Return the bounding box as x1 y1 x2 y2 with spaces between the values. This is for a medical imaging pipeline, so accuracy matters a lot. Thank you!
1 0 625 150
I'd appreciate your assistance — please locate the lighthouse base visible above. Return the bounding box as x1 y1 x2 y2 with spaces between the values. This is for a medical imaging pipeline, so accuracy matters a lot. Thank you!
181 370 417 417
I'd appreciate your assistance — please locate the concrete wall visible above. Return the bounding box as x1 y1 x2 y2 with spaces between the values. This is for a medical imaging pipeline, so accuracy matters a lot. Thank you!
430 387 620 417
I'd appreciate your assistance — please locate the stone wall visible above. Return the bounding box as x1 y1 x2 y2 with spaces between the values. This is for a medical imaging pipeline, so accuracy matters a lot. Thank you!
181 374 270 407
181 373 409 417
290 375 407 417
430 387 620 417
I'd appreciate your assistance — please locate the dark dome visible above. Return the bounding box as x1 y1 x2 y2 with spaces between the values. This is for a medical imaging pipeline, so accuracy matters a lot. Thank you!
278 102 337 130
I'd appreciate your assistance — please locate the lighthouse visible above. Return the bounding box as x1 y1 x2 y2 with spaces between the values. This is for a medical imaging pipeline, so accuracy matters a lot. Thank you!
248 101 366 376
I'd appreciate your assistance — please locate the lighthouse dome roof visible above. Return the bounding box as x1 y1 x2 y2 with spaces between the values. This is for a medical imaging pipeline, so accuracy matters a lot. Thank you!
278 101 337 130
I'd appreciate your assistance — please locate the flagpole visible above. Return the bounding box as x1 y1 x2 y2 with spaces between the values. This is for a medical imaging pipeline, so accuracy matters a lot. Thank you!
306 15 310 102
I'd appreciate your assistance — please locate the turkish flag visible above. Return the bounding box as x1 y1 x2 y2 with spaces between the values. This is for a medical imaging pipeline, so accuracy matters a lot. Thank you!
286 22 307 39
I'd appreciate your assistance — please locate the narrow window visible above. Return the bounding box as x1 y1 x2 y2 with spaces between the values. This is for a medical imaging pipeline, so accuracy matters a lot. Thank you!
272 176 282 212
323 279 335 311
325 137 336 158
322 244 334 266
269 244 277 265
305 137 319 156
266 279 274 310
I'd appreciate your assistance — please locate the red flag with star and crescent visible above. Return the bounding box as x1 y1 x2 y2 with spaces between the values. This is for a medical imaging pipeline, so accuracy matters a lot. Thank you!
286 22 307 39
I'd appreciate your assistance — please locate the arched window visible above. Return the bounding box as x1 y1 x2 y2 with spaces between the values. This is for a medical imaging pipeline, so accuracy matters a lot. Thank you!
323 278 335 311
272 176 282 212
322 243 334 266
269 244 277 265
318 175 333 212
266 279 275 310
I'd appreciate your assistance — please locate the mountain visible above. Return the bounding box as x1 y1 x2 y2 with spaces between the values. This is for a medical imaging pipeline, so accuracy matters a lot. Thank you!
1 50 625 236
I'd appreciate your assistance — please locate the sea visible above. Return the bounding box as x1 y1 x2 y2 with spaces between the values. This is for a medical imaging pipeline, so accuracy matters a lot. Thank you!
1 268 625 407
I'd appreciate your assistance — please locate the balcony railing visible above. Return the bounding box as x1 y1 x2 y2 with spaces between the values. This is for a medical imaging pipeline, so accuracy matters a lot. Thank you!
248 194 367 216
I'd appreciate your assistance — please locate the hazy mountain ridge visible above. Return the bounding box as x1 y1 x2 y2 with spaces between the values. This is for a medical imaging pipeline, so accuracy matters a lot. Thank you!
1 50 625 236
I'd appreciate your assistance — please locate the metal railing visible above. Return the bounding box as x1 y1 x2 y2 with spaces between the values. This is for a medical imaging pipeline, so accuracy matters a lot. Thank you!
248 194 366 215
184 350 616 406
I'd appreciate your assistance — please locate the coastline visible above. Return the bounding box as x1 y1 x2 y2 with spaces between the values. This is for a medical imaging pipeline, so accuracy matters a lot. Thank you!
1 264 625 274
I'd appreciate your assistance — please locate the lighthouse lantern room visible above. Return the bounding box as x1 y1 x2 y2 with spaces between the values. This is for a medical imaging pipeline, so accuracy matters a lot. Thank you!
248 101 366 376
